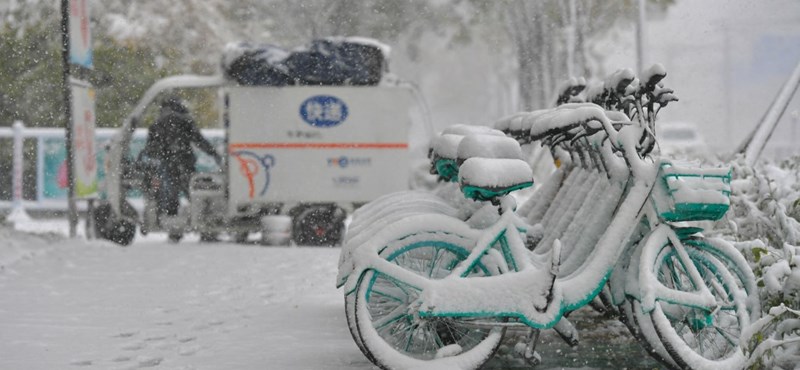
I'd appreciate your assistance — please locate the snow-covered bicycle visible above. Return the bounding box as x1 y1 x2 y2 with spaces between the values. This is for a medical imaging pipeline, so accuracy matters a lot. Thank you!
337 67 758 370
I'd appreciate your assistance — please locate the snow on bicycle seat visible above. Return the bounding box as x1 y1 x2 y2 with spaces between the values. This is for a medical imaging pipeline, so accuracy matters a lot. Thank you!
431 134 465 181
434 125 507 160
455 134 525 165
441 123 506 137
431 126 508 181
459 157 533 201
431 134 463 160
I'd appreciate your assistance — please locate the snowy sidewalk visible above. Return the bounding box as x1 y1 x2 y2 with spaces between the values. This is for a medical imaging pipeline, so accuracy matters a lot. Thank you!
0 227 369 370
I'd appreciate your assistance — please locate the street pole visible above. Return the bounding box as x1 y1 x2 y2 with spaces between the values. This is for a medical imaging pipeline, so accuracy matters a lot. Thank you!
61 0 78 237
566 0 576 78
636 0 647 73
792 110 799 156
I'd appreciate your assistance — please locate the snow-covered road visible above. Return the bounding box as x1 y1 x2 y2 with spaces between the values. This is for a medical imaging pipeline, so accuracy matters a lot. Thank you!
0 223 664 370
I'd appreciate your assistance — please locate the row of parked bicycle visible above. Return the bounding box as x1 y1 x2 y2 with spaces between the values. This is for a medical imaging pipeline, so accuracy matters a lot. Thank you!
337 65 757 370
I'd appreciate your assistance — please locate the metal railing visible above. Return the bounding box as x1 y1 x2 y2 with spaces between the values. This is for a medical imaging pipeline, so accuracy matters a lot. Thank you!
0 122 222 212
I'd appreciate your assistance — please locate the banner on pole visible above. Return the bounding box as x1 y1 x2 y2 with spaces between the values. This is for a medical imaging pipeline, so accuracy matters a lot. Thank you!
68 0 92 68
70 78 98 197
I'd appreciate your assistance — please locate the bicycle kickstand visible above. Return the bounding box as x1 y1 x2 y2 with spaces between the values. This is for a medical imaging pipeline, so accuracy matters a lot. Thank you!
535 239 563 312
523 328 542 366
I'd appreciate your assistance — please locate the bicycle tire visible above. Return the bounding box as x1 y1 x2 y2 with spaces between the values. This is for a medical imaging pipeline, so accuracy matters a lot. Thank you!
351 238 505 369
643 239 749 369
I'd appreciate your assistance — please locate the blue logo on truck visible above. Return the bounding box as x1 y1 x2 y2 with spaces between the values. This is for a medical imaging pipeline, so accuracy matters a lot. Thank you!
300 95 348 127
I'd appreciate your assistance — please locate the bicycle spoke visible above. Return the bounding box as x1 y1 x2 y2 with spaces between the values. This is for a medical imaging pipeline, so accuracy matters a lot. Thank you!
428 248 441 278
374 304 410 330
361 244 501 362
371 288 405 303
649 242 749 365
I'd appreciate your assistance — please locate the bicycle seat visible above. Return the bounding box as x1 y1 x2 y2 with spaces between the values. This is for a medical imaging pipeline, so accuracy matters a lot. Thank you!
430 134 465 181
459 158 533 201
456 134 525 165
431 128 511 182
442 124 506 137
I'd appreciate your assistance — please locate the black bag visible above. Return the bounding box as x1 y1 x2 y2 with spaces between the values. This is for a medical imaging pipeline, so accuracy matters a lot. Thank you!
223 43 293 86
222 38 386 86
286 38 385 86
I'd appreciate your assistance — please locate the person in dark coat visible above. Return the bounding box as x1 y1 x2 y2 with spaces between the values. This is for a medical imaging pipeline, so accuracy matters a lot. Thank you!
140 95 222 216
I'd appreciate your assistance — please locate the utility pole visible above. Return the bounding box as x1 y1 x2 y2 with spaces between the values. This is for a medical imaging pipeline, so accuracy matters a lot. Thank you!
60 0 78 237
566 0 577 77
636 0 647 73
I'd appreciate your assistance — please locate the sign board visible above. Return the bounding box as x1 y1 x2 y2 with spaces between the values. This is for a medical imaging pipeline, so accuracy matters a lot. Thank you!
227 86 415 213
39 132 223 200
68 0 92 68
70 79 98 197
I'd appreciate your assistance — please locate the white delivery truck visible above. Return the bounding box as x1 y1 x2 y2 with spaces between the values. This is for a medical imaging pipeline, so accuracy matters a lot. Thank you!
97 40 431 245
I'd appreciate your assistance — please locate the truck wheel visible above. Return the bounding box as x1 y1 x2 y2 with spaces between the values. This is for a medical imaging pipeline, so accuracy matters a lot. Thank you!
168 232 183 243
94 201 137 246
109 219 136 246
200 232 218 242
291 204 346 246
234 232 248 243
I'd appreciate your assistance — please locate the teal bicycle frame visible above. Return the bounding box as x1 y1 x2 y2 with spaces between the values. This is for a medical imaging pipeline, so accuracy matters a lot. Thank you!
342 119 743 334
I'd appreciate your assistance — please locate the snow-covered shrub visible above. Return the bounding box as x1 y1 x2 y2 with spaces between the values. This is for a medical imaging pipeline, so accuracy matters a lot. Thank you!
724 155 800 246
723 155 800 309
715 155 800 368
742 305 800 370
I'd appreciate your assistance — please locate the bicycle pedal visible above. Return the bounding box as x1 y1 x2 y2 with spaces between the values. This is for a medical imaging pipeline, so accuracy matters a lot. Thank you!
553 318 580 347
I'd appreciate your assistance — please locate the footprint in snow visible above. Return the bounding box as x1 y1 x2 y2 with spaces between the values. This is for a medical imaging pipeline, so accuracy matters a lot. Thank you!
120 341 146 351
136 356 163 368
69 359 93 366
191 320 224 331
178 344 201 356
144 334 169 342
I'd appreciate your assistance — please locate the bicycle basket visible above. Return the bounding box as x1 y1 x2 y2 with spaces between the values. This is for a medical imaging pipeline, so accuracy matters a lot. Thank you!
652 161 731 222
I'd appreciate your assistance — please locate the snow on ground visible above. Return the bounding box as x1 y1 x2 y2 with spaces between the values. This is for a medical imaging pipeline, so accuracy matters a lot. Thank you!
0 219 663 370
0 220 368 370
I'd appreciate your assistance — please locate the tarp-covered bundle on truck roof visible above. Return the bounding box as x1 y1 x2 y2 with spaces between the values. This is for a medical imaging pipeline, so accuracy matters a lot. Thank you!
222 37 389 87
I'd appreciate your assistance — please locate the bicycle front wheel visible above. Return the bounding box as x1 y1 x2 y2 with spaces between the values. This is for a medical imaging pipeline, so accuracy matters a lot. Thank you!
352 238 505 369
644 238 749 369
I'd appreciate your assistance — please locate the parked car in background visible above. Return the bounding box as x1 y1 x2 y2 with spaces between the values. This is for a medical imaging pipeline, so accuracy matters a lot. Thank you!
656 121 712 159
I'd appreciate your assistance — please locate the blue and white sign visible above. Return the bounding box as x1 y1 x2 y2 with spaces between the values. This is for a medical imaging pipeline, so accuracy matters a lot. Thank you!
227 87 414 210
299 95 348 127
68 0 93 68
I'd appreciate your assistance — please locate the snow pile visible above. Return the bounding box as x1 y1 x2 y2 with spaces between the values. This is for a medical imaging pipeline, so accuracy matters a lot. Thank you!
0 222 64 271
